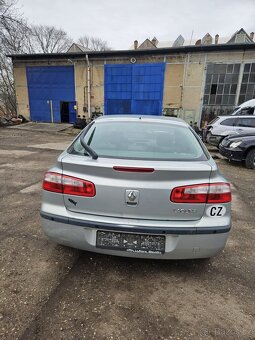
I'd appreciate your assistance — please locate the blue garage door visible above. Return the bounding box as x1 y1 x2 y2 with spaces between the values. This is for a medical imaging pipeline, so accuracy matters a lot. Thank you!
26 66 75 122
104 63 165 115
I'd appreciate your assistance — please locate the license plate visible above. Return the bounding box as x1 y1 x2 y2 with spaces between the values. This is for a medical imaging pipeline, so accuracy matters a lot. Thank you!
96 230 165 254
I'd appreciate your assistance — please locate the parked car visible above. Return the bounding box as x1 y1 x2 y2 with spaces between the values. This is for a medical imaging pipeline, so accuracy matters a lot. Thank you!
206 115 255 147
231 99 255 116
219 133 255 169
41 116 231 259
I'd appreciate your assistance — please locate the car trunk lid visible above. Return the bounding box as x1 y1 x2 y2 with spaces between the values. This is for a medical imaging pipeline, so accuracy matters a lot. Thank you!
61 154 212 221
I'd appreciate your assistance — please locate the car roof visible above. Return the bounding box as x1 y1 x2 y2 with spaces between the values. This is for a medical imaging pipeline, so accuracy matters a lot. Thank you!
218 115 255 120
94 115 188 127
237 99 255 109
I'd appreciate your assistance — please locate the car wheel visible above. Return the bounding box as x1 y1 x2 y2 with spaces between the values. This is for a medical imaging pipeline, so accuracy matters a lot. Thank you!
245 149 255 169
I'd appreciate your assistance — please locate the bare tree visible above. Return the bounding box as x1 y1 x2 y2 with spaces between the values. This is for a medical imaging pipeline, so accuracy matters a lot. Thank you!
0 0 22 30
0 55 16 115
0 2 72 117
0 0 31 116
31 25 72 53
0 2 111 117
0 0 32 52
77 35 111 51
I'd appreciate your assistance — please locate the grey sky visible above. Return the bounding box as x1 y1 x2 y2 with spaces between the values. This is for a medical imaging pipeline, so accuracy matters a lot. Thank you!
19 0 255 49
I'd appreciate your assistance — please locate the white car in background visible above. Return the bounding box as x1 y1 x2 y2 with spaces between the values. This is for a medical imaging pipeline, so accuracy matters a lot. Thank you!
206 115 255 146
231 99 255 116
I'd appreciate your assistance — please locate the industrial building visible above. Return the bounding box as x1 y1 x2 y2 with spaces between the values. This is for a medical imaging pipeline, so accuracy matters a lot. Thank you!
8 29 255 126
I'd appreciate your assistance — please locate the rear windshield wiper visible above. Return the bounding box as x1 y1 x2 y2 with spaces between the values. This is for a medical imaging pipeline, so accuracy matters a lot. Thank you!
79 122 98 160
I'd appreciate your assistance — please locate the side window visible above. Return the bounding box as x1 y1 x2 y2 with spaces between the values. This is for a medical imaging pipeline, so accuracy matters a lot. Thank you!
237 118 255 128
240 107 254 115
220 118 236 126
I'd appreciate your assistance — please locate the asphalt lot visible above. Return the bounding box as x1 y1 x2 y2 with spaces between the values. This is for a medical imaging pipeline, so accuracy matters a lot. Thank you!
0 126 254 340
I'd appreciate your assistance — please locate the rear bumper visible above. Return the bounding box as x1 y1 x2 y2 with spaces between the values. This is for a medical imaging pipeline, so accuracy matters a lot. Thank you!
41 211 231 259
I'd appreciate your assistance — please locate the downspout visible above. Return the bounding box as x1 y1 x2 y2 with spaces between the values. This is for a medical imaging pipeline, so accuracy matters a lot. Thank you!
198 53 207 128
235 50 245 107
85 54 91 120
67 58 77 119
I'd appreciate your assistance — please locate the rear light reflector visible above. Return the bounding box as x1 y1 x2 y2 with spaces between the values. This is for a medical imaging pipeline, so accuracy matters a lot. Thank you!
43 172 62 193
43 172 96 197
113 166 154 173
170 183 231 203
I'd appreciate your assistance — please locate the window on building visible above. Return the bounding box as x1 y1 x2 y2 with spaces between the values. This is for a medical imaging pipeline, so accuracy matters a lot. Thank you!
203 63 240 106
238 63 255 105
235 33 246 43
210 84 217 95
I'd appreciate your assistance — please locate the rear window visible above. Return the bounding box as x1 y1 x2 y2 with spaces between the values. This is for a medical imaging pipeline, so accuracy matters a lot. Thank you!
220 118 236 126
70 121 208 161
208 117 220 125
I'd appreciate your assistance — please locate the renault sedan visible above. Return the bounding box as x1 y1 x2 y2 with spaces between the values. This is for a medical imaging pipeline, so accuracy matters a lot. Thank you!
41 116 231 259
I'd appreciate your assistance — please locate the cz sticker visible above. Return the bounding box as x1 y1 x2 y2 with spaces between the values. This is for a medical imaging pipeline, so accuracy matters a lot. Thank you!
206 205 226 217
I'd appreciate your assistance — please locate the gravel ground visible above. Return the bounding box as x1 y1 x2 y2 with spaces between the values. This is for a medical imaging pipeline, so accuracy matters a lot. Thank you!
0 127 254 340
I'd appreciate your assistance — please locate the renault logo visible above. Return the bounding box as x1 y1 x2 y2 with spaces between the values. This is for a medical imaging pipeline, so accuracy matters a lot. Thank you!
126 190 139 205
128 191 137 201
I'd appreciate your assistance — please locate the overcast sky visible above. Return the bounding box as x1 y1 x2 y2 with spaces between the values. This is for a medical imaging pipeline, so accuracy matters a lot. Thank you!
19 0 255 49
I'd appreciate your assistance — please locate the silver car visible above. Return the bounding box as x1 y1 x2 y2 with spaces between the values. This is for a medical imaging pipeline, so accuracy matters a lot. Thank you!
41 116 231 259
207 115 255 146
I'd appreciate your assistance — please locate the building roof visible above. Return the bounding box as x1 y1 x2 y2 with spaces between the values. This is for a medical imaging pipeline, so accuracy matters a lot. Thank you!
227 28 254 44
67 43 91 53
130 29 254 50
137 38 157 49
156 37 229 48
7 42 255 62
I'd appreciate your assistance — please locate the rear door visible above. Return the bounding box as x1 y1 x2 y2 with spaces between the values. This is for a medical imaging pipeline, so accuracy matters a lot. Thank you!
68 101 77 123
235 117 255 134
216 117 236 135
104 63 165 116
61 155 212 221
219 118 237 136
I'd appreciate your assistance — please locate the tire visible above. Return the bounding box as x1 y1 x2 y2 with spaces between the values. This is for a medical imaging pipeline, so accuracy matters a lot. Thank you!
245 149 255 169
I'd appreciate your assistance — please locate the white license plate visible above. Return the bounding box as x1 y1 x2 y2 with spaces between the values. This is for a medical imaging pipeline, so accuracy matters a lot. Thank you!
96 230 165 254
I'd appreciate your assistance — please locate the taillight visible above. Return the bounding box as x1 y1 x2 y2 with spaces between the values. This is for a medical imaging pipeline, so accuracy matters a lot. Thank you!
170 183 231 203
43 172 96 197
62 175 95 197
207 183 231 203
